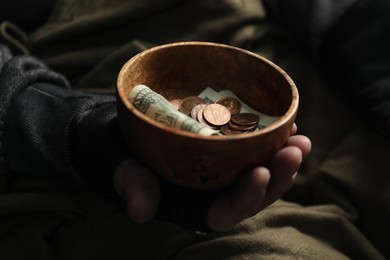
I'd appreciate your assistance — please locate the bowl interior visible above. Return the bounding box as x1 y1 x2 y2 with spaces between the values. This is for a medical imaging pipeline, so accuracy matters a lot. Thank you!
119 42 295 122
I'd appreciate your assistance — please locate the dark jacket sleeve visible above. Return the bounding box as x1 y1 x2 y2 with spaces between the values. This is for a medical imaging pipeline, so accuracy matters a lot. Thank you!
0 45 214 230
264 0 390 133
0 44 129 195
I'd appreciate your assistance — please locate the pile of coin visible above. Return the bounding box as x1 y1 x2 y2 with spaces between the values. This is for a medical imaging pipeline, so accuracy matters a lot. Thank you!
170 96 260 135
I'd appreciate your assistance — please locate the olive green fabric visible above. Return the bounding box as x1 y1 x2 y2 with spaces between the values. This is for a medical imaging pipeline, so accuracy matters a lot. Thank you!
27 0 265 91
1 0 389 259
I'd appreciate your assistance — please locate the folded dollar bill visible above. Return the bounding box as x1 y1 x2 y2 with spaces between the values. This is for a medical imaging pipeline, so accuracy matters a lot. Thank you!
128 85 219 136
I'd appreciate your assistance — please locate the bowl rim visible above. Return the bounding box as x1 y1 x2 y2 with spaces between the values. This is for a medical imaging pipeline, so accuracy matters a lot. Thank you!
117 41 298 141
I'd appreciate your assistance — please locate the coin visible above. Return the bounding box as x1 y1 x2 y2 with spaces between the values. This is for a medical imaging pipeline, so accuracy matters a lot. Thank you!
179 96 205 115
216 97 241 115
220 125 248 135
191 104 207 120
170 98 183 110
197 106 219 129
228 121 258 131
197 106 208 125
203 104 231 127
230 113 260 126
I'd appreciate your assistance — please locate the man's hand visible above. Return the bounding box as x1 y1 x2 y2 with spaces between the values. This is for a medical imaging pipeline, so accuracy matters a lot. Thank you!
113 124 311 232
207 124 311 231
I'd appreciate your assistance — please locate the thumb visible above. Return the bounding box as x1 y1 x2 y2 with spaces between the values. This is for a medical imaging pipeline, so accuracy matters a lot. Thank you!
114 159 160 224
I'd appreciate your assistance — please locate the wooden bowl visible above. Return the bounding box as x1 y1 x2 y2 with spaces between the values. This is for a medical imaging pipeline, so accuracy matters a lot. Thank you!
117 42 298 190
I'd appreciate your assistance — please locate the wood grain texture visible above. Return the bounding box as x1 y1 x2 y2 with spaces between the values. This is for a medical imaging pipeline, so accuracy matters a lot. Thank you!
117 42 298 190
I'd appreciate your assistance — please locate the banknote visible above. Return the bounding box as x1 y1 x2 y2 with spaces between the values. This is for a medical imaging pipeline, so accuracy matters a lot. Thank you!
198 87 221 104
128 85 219 136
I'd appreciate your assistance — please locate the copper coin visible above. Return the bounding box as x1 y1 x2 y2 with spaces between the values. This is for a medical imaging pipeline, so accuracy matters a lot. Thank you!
216 97 241 115
228 121 258 131
191 104 207 120
170 98 183 110
197 106 219 129
203 104 231 127
220 125 247 135
197 107 208 125
230 113 260 126
179 96 205 115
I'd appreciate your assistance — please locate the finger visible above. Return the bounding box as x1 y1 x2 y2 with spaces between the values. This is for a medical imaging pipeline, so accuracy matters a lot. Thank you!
263 146 302 207
207 167 270 232
290 123 298 136
114 160 160 224
286 135 312 158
